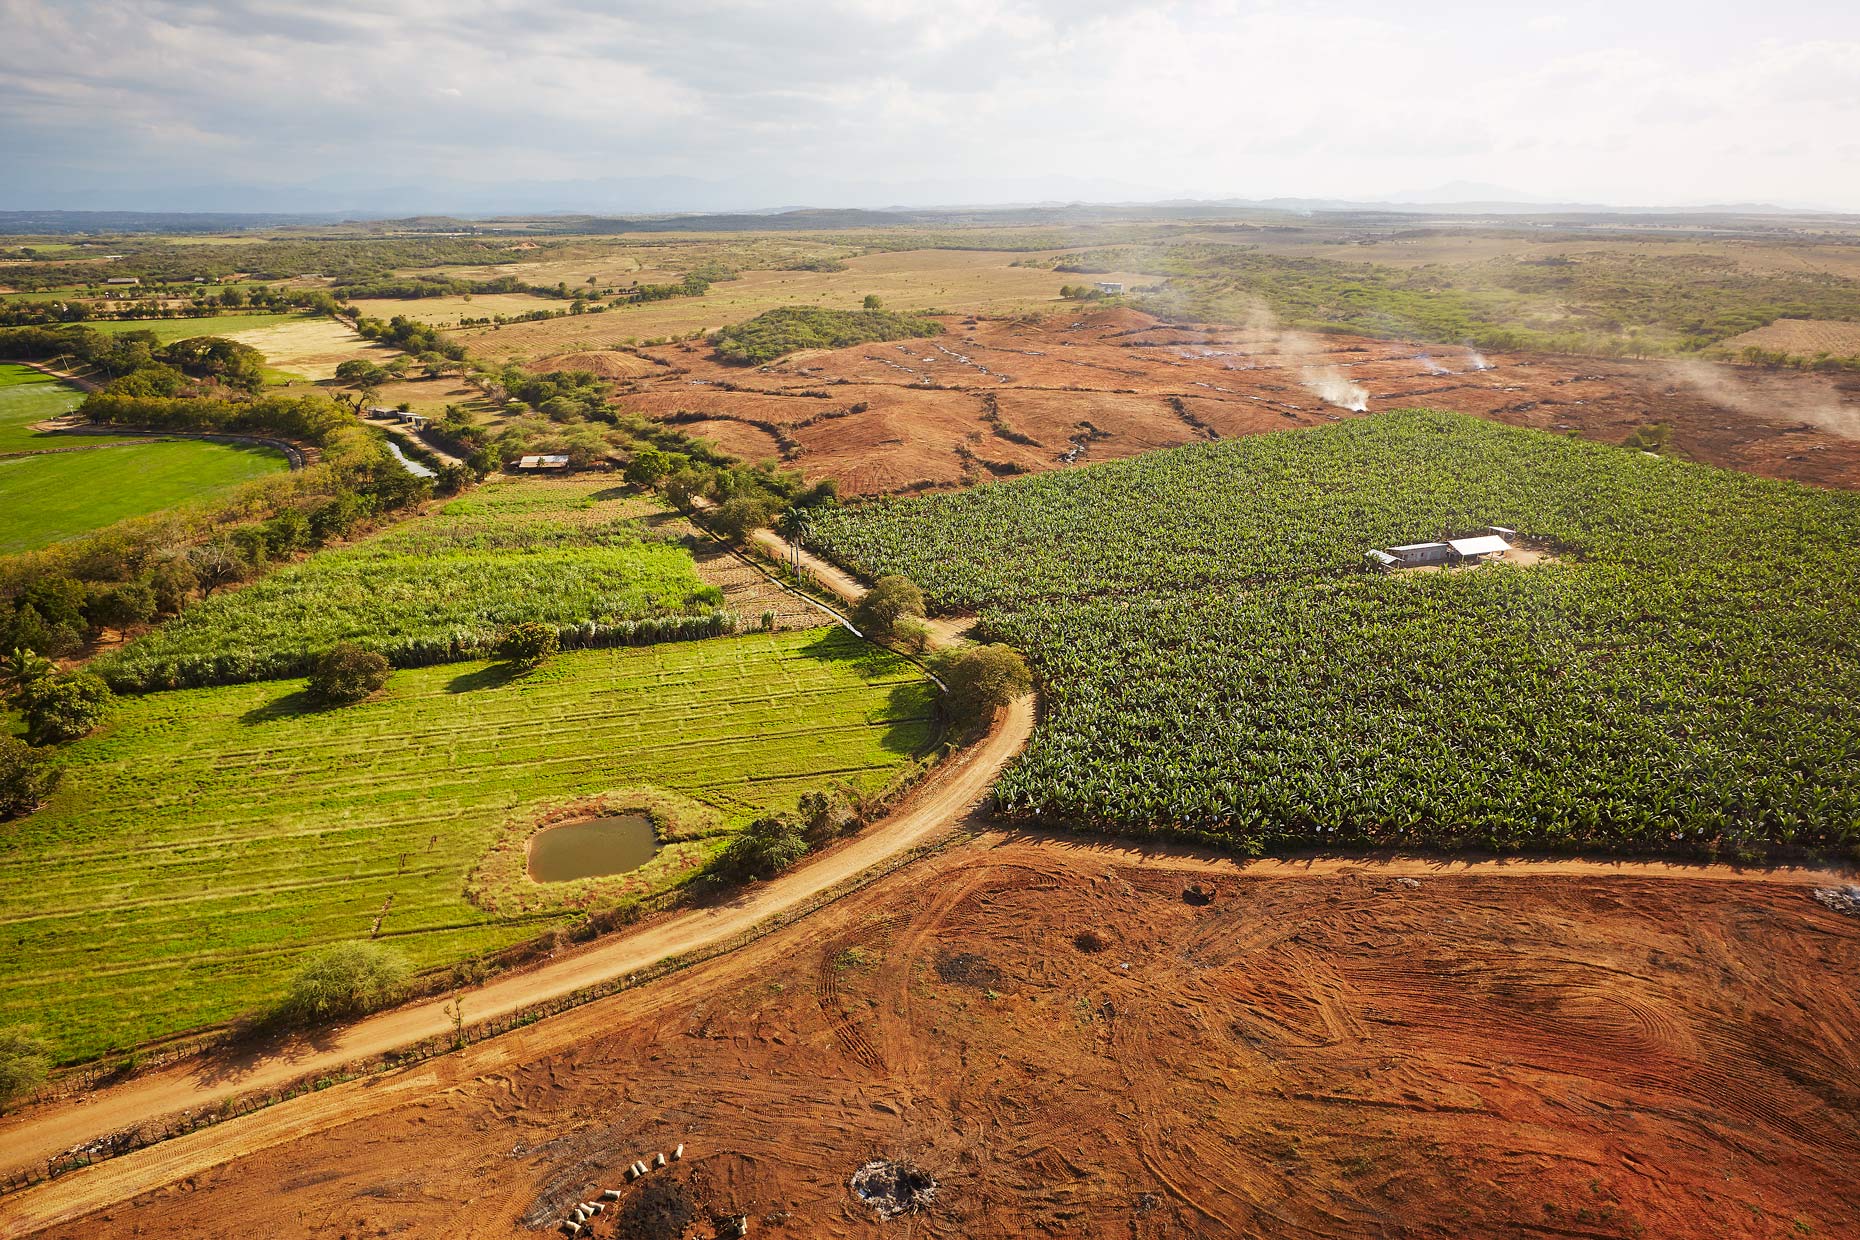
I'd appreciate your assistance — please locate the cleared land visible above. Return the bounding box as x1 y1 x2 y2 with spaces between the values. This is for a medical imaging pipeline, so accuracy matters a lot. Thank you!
1719 317 1860 359
0 439 288 553
602 307 1860 494
348 293 565 328
812 410 1860 856
218 314 386 381
26 838 1857 1239
0 628 934 1063
97 479 731 690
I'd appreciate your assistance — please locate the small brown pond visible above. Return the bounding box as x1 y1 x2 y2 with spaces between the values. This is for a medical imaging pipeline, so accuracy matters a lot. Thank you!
526 814 659 883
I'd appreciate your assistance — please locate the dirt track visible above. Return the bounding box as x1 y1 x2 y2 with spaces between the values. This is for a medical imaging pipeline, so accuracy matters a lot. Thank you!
605 308 1860 493
8 836 1854 1239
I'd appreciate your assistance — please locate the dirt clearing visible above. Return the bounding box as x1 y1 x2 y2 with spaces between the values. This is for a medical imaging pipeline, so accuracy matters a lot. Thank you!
221 316 391 381
600 307 1860 494
28 837 1858 1240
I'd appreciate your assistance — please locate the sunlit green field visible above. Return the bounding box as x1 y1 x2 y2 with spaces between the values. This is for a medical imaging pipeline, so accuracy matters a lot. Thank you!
0 438 288 553
0 361 94 452
0 629 934 1062
79 312 296 342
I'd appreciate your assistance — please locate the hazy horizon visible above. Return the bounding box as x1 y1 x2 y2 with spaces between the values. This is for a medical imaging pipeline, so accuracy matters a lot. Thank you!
3 0 1858 215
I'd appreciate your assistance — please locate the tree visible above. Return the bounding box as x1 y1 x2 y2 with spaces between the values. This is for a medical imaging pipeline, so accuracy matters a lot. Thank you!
932 643 1032 726
307 643 390 704
20 673 111 745
334 359 390 388
852 575 926 642
275 941 411 1026
625 445 670 487
188 537 251 595
712 814 810 881
795 789 851 843
496 621 559 666
0 737 59 819
708 494 774 541
0 1028 50 1109
0 648 54 702
863 294 884 310
85 580 157 631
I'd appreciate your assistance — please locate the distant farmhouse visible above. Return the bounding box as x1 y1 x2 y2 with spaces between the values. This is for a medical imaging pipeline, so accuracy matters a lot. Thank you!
1366 528 1517 570
1095 281 1125 295
516 454 572 472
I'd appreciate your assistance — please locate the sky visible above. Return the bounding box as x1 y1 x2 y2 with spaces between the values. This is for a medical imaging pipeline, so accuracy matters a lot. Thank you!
2 0 1858 215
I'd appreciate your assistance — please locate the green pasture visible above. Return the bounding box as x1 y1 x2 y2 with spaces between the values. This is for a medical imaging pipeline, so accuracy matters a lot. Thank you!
0 629 934 1062
78 312 297 343
0 438 288 554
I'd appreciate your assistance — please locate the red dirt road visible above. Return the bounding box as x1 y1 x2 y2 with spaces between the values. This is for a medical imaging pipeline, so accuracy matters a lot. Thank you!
9 837 1854 1239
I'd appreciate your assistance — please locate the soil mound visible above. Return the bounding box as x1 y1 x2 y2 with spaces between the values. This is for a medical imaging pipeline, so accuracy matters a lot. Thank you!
849 1160 937 1219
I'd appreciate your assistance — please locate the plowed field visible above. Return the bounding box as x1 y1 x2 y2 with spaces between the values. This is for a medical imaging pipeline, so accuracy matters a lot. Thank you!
38 839 1859 1240
603 308 1860 493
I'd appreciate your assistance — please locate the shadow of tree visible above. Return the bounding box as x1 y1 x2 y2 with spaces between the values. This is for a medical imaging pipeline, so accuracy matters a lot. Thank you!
445 662 528 694
239 689 328 726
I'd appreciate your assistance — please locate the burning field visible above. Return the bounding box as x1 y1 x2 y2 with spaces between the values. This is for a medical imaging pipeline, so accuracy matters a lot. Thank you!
601 308 1860 494
52 838 1860 1239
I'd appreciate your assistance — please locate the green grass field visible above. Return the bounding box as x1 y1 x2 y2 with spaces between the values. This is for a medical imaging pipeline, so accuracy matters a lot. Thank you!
78 312 296 343
0 438 289 554
98 478 729 690
0 361 90 453
0 629 934 1062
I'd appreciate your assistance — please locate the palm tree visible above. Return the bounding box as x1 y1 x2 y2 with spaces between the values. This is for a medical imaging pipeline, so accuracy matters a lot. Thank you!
0 649 54 702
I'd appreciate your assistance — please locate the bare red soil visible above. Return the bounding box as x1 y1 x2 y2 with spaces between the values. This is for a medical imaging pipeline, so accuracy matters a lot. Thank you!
601 309 1860 493
46 838 1860 1240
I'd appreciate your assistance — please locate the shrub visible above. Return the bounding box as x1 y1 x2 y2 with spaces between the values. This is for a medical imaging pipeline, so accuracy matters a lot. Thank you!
708 494 774 541
932 643 1032 726
0 1029 51 1109
275 941 411 1026
892 616 931 653
852 575 926 642
0 737 60 819
496 621 560 666
21 673 112 745
712 814 810 881
307 642 391 704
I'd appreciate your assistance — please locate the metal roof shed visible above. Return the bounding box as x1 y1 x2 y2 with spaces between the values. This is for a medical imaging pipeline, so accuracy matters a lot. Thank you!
1448 535 1513 558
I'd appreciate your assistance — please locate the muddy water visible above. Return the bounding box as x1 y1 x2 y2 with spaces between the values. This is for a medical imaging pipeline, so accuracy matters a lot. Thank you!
526 815 658 882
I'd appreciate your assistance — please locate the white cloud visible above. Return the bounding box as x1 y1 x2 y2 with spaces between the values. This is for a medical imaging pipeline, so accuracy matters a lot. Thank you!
0 0 1856 210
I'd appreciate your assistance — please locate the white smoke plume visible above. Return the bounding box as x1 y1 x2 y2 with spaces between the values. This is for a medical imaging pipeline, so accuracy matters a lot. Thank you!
1658 359 1858 440
1417 353 1450 375
1305 366 1370 411
1465 348 1494 371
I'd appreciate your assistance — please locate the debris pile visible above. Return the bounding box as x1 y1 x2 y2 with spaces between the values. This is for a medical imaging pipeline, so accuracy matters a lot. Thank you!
1812 886 1860 916
850 1160 937 1219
